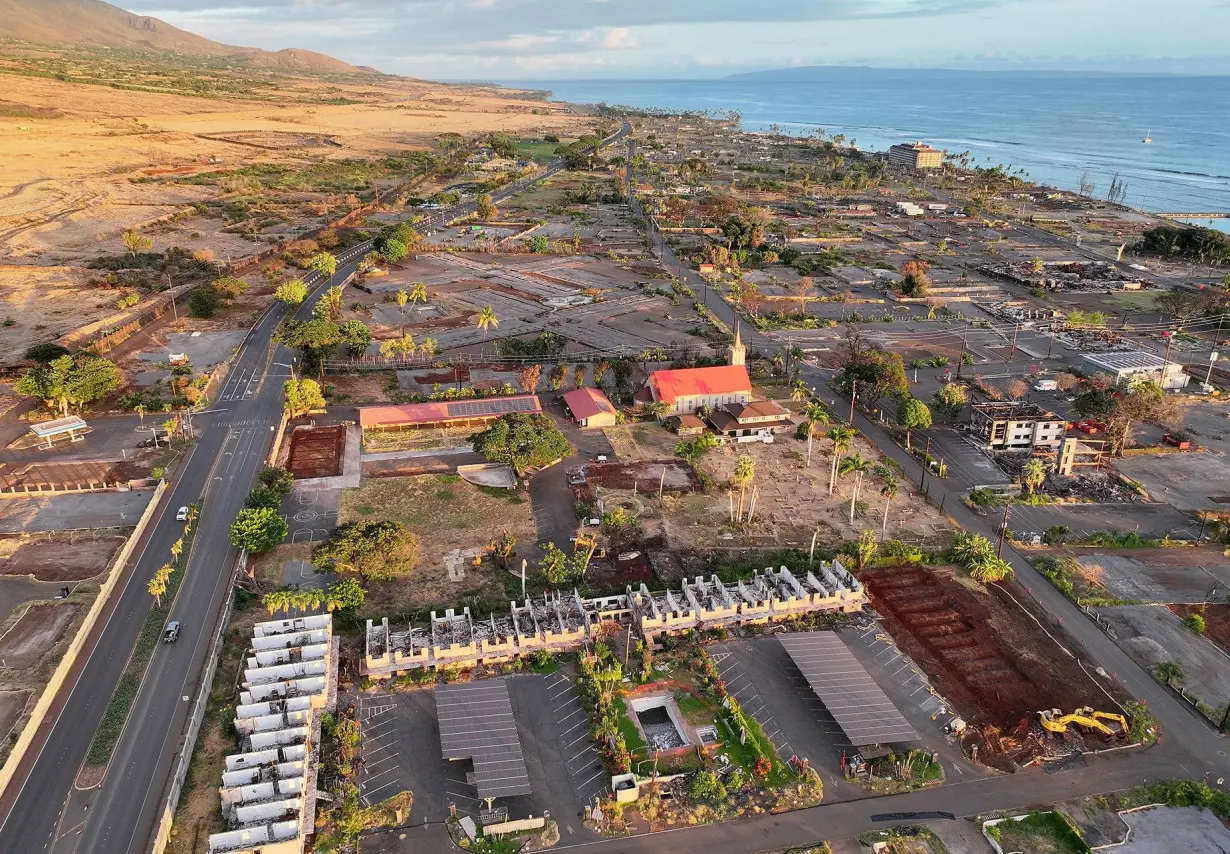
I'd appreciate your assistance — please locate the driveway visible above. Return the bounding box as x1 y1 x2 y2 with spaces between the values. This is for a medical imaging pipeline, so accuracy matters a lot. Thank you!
527 402 612 550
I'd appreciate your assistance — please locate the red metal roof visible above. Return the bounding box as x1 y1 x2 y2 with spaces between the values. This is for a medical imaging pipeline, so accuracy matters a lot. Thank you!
359 395 541 428
649 365 751 406
562 386 615 421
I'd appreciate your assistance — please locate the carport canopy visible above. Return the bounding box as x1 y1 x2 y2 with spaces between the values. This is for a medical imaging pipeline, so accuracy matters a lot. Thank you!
779 632 917 747
435 679 532 800
28 416 88 446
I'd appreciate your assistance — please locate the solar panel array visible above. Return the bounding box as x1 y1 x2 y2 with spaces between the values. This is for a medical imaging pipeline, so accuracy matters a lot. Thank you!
445 397 538 419
435 679 532 800
779 632 917 747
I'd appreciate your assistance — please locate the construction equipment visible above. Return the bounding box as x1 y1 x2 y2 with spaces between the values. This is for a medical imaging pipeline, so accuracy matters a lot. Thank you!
1038 707 1127 738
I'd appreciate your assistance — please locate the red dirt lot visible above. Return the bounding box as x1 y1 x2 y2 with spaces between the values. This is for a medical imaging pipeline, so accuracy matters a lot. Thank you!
286 425 345 479
0 460 147 490
0 690 31 738
589 460 699 492
0 604 79 669
862 567 1110 730
0 537 125 581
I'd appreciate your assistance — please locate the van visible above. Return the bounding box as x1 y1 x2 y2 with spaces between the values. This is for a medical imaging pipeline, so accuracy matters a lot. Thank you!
1033 379 1058 392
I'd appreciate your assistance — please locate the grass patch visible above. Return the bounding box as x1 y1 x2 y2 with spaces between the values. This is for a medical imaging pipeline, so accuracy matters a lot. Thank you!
616 700 648 755
86 514 198 766
1031 555 1134 608
986 811 1091 854
675 692 716 726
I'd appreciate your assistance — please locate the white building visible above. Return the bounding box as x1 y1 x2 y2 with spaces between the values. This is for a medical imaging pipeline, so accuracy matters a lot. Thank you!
1082 350 1190 391
208 615 338 854
970 402 1067 450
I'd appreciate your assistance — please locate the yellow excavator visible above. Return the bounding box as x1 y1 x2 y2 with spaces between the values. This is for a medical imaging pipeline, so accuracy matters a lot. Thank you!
1039 707 1128 738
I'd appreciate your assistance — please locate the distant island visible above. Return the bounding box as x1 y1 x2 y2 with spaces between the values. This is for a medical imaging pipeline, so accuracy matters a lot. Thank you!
725 65 1164 82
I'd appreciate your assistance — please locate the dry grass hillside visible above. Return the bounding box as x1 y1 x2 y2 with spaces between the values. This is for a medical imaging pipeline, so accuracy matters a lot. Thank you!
0 41 589 360
0 0 362 72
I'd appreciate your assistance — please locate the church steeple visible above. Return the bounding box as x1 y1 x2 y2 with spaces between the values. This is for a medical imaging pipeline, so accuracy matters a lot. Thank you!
729 322 746 367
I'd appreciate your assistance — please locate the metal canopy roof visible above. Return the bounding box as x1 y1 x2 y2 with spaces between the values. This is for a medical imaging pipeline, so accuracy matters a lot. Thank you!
779 632 917 747
435 679 532 800
29 416 87 438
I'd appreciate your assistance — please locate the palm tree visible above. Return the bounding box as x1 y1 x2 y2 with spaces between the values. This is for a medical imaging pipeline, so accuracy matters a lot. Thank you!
732 454 755 522
790 379 808 403
825 425 857 495
409 282 428 305
1020 458 1047 495
838 453 874 526
879 474 899 539
802 402 830 467
477 305 499 336
396 289 409 332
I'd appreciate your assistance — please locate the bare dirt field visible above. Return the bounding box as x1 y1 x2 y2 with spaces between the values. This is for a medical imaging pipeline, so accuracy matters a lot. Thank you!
0 690 31 740
0 535 124 581
0 460 148 491
286 424 346 479
338 474 535 615
0 603 80 669
863 566 1116 765
1171 604 1230 653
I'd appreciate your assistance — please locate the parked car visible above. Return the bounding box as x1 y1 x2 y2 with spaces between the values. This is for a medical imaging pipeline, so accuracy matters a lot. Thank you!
1163 433 1192 450
163 621 181 643
175 506 189 522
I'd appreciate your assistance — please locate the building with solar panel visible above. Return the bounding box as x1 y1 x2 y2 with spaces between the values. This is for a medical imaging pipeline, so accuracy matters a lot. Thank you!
358 395 542 433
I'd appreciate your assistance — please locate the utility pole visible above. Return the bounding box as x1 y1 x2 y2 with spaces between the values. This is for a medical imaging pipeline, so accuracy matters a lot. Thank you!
1207 315 1226 386
849 378 857 423
1008 323 1019 362
997 502 1011 558
1047 325 1055 359
957 329 968 378
919 436 933 492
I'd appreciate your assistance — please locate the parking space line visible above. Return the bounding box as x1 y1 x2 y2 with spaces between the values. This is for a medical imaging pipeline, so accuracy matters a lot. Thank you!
560 719 588 737
557 707 584 725
553 699 582 715
564 733 590 750
549 686 575 701
578 769 606 790
365 755 397 769
568 746 597 765
363 767 397 783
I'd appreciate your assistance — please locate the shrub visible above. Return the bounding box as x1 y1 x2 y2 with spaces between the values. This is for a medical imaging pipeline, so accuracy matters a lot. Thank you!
1183 613 1207 634
187 287 220 318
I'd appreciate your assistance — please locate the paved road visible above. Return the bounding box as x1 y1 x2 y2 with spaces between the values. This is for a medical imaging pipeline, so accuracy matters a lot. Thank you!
0 124 631 854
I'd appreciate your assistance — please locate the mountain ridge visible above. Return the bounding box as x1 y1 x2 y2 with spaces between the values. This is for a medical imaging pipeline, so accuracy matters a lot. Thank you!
0 0 374 74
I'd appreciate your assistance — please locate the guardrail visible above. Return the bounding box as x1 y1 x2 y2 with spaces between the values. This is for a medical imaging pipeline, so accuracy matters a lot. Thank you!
0 479 167 803
149 549 246 854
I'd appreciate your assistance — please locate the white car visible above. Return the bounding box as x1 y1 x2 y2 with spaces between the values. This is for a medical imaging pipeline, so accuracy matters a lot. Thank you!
176 506 189 522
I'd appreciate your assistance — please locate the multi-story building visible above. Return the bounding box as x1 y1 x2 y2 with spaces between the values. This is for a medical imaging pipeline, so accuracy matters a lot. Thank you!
888 141 944 170
1082 350 1191 391
970 402 1067 450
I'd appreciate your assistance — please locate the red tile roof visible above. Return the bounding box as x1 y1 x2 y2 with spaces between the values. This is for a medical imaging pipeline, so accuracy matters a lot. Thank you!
562 387 615 421
359 395 541 428
649 365 751 406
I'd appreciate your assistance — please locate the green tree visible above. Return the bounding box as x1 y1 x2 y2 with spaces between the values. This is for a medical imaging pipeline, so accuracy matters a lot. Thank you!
381 238 408 263
312 521 420 581
15 354 120 416
284 378 326 418
842 529 879 570
674 433 717 463
309 252 338 279
380 334 416 360
540 543 569 586
487 132 517 158
476 193 497 220
259 466 295 496
896 396 932 450
1020 458 1047 495
338 320 371 356
932 382 968 419
147 565 170 608
801 401 831 467
469 413 571 476
122 229 152 256
314 285 344 321
323 577 366 612
408 282 429 306
526 234 551 254
230 507 288 555
1042 524 1070 545
277 319 342 376
689 771 728 804
790 378 809 402
1183 613 1207 634
548 362 567 392
187 287 220 318
24 342 70 363
835 344 909 408
211 276 248 304
476 304 499 336
838 452 873 526
824 425 857 496
573 364 586 389
244 485 282 510
274 279 308 306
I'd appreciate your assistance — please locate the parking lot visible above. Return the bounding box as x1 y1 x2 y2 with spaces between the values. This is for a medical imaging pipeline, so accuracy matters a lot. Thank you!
0 490 155 533
713 633 983 798
1010 501 1199 541
356 673 606 837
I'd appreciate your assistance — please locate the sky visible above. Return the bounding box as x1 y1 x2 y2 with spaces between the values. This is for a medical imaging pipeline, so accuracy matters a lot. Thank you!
129 0 1230 79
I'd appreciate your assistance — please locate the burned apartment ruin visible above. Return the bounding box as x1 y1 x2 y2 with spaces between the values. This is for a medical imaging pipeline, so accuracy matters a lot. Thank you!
364 563 865 677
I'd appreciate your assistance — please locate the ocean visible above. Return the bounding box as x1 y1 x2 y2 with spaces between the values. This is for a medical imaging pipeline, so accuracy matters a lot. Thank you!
502 73 1230 234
